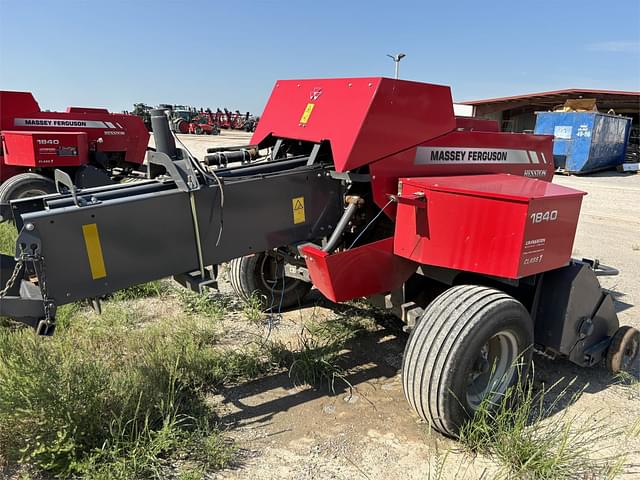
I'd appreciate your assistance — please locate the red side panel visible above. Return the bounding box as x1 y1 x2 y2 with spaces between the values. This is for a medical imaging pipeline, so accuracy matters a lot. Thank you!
3 131 88 167
0 91 41 128
394 174 585 279
369 130 555 211
251 77 455 172
301 238 416 302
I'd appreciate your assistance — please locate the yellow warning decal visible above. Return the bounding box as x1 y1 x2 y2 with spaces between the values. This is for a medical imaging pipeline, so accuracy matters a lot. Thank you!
82 223 107 280
292 197 305 224
299 103 315 124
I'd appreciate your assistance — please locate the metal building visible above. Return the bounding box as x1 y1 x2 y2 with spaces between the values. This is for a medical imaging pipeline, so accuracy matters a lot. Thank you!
460 89 639 139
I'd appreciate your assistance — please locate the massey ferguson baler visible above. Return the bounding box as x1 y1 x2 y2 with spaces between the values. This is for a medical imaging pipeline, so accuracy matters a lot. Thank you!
0 91 149 211
0 78 637 437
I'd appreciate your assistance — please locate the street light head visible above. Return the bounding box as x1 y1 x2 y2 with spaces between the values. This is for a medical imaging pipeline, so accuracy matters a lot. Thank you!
387 53 406 62
387 52 406 79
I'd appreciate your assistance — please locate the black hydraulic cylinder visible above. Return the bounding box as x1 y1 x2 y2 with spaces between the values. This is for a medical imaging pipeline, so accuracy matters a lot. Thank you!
204 149 258 167
150 109 177 159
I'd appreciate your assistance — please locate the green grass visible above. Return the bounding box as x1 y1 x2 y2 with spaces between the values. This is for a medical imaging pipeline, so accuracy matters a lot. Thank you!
0 298 270 478
0 221 392 476
458 373 627 480
110 281 169 301
176 288 230 319
269 313 376 393
241 292 265 322
614 370 640 400
0 222 18 254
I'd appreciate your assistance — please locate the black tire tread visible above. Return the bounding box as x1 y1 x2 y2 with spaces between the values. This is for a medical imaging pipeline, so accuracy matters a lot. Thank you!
0 173 55 203
228 254 310 310
229 255 254 302
402 285 531 436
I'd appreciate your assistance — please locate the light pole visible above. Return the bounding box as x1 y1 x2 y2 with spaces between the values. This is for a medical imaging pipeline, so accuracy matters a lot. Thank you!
387 53 406 79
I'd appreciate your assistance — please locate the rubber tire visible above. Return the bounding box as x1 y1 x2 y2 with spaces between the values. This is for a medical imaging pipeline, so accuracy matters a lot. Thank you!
606 326 640 374
174 118 189 134
402 285 533 437
229 253 311 310
0 173 56 204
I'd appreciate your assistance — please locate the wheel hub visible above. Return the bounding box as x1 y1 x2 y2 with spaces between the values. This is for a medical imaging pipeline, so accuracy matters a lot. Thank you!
259 253 301 297
622 336 639 370
18 188 49 198
466 330 519 409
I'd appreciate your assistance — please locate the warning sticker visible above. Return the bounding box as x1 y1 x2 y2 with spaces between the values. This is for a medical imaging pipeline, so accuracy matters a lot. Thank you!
292 197 305 224
299 103 315 124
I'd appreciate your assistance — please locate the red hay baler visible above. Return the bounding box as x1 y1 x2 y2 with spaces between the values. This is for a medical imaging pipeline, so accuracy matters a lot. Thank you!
0 91 149 213
0 77 637 437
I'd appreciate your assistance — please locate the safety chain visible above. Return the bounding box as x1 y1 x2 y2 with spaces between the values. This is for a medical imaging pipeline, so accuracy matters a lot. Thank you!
29 253 55 334
0 249 55 334
0 258 24 298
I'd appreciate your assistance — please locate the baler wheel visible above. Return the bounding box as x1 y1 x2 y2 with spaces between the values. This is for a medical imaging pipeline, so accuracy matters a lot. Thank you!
401 285 533 437
606 326 640 374
229 252 311 310
0 173 56 205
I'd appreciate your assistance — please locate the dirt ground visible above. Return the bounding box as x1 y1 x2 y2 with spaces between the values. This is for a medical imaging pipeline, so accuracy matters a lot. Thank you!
177 134 640 479
164 131 256 159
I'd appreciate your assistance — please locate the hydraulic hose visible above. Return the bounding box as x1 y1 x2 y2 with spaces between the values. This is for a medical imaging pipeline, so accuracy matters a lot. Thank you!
322 196 362 252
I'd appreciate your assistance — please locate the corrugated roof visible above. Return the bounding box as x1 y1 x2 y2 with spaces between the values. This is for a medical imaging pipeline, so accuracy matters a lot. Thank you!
462 88 640 106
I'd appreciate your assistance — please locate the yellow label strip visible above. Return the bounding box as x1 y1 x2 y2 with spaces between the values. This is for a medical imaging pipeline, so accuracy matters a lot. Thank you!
82 223 107 280
292 196 305 224
299 103 315 124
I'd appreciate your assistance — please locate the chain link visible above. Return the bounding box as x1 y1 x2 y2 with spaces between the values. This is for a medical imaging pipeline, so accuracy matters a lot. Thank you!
0 258 24 297
1 249 55 333
34 254 54 324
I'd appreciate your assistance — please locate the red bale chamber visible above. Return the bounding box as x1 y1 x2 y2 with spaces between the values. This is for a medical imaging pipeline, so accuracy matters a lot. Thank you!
394 174 585 279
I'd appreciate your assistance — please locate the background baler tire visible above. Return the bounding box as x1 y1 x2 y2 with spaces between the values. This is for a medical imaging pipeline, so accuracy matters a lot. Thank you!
0 173 56 204
229 253 311 310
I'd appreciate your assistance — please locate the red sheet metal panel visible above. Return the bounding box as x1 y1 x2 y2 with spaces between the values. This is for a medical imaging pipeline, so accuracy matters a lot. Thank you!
393 174 585 279
369 130 555 212
2 131 88 167
0 91 149 166
251 77 455 172
301 238 416 303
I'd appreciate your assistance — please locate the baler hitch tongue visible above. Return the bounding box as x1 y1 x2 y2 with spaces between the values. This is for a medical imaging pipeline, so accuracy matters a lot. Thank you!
0 250 55 335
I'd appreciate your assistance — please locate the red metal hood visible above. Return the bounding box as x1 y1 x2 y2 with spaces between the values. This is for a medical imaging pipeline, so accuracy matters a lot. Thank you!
251 77 456 172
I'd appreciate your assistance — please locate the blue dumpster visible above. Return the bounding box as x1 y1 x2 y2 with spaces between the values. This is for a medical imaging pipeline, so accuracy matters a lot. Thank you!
534 111 631 174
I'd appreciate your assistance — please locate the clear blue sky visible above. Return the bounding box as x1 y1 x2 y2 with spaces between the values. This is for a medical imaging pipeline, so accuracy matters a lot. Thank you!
1 0 639 114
